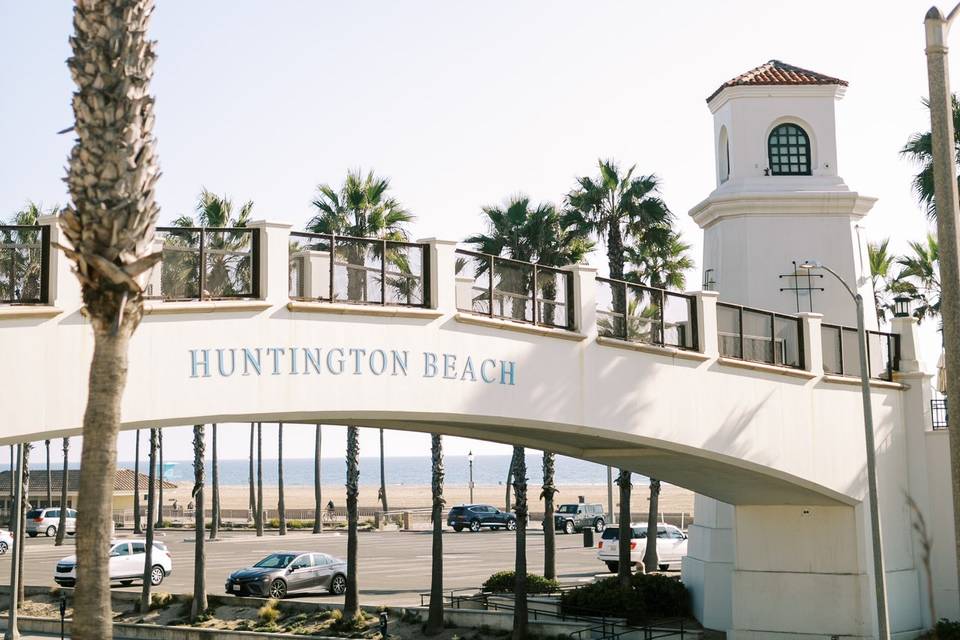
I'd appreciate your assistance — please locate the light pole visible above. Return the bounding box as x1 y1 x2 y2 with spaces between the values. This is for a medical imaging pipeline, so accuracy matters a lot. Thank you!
800 261 889 639
924 3 960 611
468 451 474 503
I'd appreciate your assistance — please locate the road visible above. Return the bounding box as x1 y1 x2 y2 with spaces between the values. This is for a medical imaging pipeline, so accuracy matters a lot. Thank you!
0 528 611 606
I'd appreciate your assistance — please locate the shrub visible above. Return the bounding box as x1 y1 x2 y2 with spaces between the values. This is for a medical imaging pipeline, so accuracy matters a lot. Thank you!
482 570 560 594
920 619 960 639
560 574 690 625
257 599 281 624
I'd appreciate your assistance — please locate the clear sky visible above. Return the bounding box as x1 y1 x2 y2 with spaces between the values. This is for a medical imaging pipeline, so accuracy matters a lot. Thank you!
1 1 948 465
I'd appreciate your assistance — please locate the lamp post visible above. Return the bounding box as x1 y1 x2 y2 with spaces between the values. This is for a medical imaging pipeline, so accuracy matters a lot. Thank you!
799 261 889 639
468 451 474 503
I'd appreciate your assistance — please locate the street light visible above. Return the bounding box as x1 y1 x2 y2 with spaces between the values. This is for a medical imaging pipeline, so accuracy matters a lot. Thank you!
468 450 475 503
799 260 889 639
893 295 913 319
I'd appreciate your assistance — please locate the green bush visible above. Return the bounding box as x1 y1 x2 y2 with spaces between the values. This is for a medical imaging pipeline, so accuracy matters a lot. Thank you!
560 574 690 624
482 570 560 594
920 619 960 639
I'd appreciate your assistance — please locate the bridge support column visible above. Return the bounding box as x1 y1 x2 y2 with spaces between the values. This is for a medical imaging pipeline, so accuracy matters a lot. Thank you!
681 495 734 631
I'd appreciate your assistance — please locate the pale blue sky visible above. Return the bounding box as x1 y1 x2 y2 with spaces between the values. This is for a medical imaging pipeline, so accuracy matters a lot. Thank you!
1 1 947 463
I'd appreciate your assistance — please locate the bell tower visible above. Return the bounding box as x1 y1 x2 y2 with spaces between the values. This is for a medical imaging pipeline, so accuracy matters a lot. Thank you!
690 60 878 328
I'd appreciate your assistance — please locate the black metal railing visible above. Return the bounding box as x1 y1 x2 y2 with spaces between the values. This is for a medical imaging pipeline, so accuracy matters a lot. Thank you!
716 303 804 369
820 324 900 382
932 398 948 430
0 225 50 304
454 249 574 330
152 227 258 301
288 232 429 307
595 277 698 351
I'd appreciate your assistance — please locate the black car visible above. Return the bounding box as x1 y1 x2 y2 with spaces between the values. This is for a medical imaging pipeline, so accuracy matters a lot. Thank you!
447 504 517 532
552 503 606 534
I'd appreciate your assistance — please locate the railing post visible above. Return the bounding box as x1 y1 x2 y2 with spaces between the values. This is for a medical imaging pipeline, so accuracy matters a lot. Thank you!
691 290 719 358
247 220 292 305
198 227 207 301
890 315 922 374
562 263 597 336
37 214 82 310
798 312 823 376
417 238 458 313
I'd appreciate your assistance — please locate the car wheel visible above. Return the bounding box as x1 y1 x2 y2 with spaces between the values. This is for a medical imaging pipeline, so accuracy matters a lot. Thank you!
45 525 57 537
469 520 481 533
0 541 7 554
150 565 165 586
269 579 287 599
594 518 605 533
564 520 575 535
27 532 37 538
658 563 669 572
605 562 618 573
329 574 347 595
452 525 463 532
506 519 516 531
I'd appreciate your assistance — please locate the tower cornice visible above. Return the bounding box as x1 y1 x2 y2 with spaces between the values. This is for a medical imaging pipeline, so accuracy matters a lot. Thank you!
689 190 877 229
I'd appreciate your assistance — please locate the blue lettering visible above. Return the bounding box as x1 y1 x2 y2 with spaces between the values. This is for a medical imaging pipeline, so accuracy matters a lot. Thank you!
369 349 387 375
267 347 285 375
423 352 438 377
327 348 345 375
288 347 299 374
443 353 457 379
242 348 262 376
500 360 516 386
480 358 497 384
460 356 476 382
348 348 366 375
303 348 322 374
190 349 211 378
391 350 408 376
215 348 235 377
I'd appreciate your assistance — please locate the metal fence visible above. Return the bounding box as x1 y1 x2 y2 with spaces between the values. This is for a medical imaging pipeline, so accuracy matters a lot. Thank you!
820 324 900 381
0 225 49 304
932 398 948 430
454 249 574 330
716 303 804 368
151 226 258 300
288 232 429 307
595 277 698 351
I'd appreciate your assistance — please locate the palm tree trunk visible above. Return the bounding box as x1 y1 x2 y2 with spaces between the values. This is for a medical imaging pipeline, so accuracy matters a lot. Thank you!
7 445 12 528
18 443 31 606
156 429 164 529
607 223 626 281
313 424 322 534
45 440 52 508
379 428 388 514
74 331 133 639
278 423 286 535
425 434 445 635
617 470 632 588
140 429 158 613
190 425 207 621
505 466 512 512
642 479 661 573
248 423 255 522
344 426 360 618
511 446 528 640
55 438 69 546
541 452 557 580
256 423 263 536
133 430 142 534
210 424 219 540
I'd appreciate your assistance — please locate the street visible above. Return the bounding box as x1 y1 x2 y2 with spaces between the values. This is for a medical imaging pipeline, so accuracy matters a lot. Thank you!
0 528 609 606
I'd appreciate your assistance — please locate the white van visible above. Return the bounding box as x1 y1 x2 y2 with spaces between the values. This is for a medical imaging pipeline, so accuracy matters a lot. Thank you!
596 523 688 572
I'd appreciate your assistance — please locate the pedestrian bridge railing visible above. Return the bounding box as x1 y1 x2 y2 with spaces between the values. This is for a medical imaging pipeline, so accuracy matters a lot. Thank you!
821 323 900 382
932 398 948 430
595 277 698 351
716 303 804 369
0 225 49 305
148 226 259 301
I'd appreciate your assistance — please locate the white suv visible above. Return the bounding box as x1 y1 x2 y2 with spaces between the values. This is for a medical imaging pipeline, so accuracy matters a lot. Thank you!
55 539 172 587
26 508 76 538
0 529 12 554
596 523 688 572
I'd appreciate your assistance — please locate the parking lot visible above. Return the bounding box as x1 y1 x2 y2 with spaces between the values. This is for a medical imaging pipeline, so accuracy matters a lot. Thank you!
0 528 608 606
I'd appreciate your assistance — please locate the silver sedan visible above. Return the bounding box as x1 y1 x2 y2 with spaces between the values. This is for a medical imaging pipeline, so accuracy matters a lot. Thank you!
225 551 348 599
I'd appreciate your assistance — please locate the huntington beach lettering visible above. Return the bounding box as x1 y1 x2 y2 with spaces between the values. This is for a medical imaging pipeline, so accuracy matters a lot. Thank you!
188 347 517 386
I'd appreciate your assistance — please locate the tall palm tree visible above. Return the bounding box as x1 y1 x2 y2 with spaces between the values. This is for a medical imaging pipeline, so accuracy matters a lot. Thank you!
156 429 164 529
379 429 388 515
425 434 445 635
344 426 361 619
867 239 904 324
898 234 942 326
278 423 287 536
139 429 158 613
17 443 32 605
901 95 960 221
44 440 52 508
190 425 207 621
60 3 162 635
210 424 220 540
55 438 69 546
616 471 632 587
511 446 529 640
641 479 661 574
7 446 12 528
313 424 323 534
249 423 255 523
541 452 558 580
133 430 142 534
256 423 264 537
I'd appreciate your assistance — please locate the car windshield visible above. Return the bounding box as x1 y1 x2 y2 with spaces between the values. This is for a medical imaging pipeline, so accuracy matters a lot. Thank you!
556 505 579 514
253 553 296 569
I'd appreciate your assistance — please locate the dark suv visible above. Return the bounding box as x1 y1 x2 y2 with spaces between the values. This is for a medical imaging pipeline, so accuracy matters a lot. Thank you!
447 504 517 532
552 503 605 534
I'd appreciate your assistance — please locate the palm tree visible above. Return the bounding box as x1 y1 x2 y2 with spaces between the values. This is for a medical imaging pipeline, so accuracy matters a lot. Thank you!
210 424 220 540
3 202 53 303
249 423 256 523
133 430 142 534
59 3 162 634
867 239 904 324
44 440 51 508
139 429 158 613
190 425 207 621
256 423 264 537
616 471 632 587
313 424 323 534
901 95 960 221
7 446 12 528
541 452 558 580
425 434 445 635
511 446 529 640
278 423 287 536
641 479 661 574
156 429 164 529
379 429 388 515
17 443 32 605
898 234 942 326
55 438 69 546
344 426 361 619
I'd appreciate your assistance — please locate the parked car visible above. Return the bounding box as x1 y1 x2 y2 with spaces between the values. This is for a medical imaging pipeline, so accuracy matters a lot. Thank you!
226 552 347 599
26 508 77 538
0 529 12 555
551 503 605 534
596 523 688 572
54 539 172 587
447 504 517 532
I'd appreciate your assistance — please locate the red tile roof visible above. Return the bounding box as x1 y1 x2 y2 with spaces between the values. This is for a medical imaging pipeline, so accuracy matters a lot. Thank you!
707 60 848 103
0 468 175 495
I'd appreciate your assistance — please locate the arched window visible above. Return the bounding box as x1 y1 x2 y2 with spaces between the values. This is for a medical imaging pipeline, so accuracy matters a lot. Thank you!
718 127 730 183
767 123 811 176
